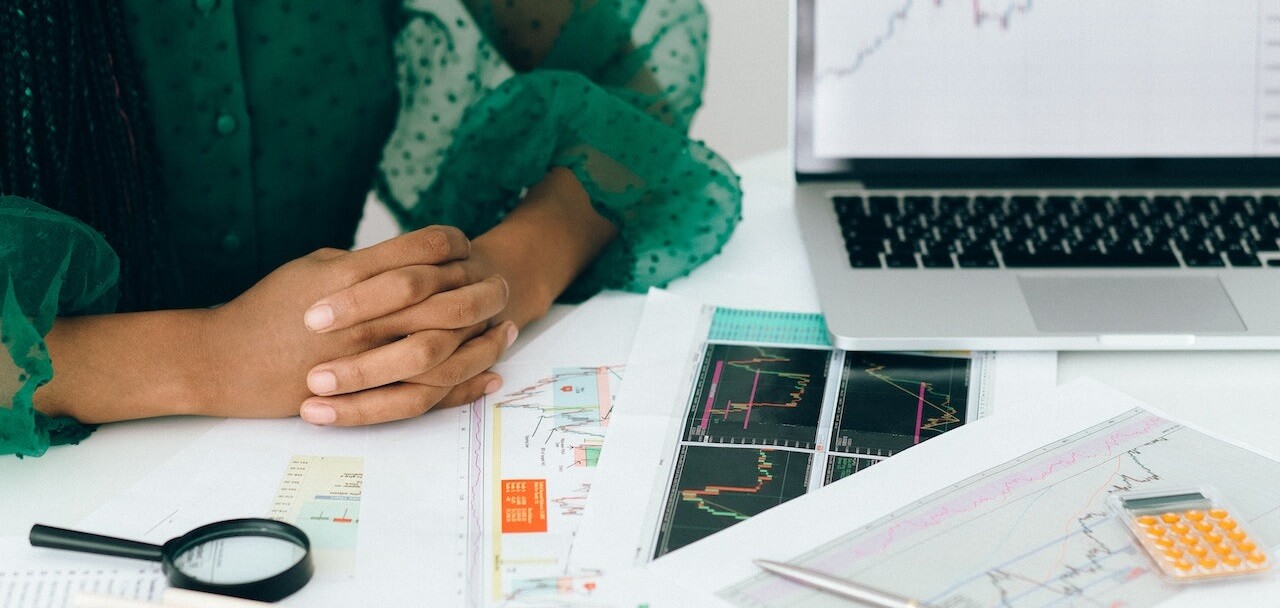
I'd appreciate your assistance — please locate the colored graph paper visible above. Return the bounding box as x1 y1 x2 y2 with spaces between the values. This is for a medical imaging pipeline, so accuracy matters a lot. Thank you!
707 307 831 347
721 409 1280 608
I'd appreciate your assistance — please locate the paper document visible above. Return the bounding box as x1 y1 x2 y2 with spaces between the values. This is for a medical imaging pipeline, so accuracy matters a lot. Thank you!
573 289 1057 572
651 379 1280 608
459 292 643 606
0 536 165 608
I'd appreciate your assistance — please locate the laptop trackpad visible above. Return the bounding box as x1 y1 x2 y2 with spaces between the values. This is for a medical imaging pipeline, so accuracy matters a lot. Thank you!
1018 276 1246 333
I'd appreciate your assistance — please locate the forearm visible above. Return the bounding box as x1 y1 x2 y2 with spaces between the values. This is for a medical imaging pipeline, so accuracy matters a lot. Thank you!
35 309 215 423
471 167 618 327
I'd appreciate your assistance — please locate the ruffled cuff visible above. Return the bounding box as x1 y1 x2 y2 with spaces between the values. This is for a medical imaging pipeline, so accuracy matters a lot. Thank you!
397 70 741 301
0 196 120 457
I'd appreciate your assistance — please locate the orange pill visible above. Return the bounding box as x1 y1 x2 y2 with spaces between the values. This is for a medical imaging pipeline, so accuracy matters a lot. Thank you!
1144 526 1166 538
1238 540 1257 553
1213 543 1233 556
1182 534 1201 546
1174 559 1195 571
1227 529 1248 541
1223 554 1243 567
1193 521 1214 533
1136 515 1159 527
1154 536 1175 547
1204 531 1223 544
1247 551 1268 564
1219 518 1238 530
1163 548 1185 560
1162 512 1182 523
1172 522 1191 534
1187 544 1208 557
1184 510 1205 521
1198 557 1219 569
1209 509 1230 519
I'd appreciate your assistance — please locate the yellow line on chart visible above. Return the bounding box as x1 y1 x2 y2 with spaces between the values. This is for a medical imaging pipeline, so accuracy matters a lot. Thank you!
498 557 559 566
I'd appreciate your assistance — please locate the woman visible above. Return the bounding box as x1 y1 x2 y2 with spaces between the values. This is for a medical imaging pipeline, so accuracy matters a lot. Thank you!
0 0 741 456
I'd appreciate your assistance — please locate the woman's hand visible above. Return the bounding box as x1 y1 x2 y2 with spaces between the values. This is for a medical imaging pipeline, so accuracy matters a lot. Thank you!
207 225 513 424
290 227 517 426
293 167 620 427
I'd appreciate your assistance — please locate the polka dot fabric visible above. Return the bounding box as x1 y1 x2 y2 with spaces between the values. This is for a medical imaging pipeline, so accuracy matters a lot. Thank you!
382 0 742 299
0 197 119 457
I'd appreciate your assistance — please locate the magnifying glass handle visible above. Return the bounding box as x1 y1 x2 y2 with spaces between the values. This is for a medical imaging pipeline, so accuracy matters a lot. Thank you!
30 524 164 562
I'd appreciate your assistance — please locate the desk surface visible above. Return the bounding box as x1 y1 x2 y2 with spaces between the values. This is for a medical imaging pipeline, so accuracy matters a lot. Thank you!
4 149 1280 541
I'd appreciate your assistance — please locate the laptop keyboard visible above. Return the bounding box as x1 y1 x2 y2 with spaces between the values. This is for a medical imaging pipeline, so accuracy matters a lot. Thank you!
833 193 1280 269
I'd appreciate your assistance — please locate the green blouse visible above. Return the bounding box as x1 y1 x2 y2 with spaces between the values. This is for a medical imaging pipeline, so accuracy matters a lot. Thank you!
0 0 741 456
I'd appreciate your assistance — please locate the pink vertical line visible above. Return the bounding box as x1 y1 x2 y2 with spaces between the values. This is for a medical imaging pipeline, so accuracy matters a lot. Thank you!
914 382 926 445
700 361 725 430
596 367 612 426
742 370 762 429
972 0 981 25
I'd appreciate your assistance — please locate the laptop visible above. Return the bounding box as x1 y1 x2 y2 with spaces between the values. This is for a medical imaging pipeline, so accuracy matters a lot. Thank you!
793 0 1280 350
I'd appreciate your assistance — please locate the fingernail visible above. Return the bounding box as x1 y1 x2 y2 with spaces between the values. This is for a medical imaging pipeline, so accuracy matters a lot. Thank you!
304 304 334 331
484 378 502 395
308 370 337 394
505 323 518 348
301 403 336 425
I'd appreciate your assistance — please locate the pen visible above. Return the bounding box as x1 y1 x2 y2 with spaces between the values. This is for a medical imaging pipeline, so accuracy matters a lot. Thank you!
754 559 938 608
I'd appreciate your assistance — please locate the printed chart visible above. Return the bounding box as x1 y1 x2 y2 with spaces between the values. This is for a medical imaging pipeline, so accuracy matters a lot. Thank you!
684 345 831 448
656 447 813 556
650 305 987 558
832 352 971 457
721 408 1280 608
268 455 363 577
472 364 623 605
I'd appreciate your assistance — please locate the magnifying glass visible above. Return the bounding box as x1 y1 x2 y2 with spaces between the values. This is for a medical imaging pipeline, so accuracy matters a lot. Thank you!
30 518 313 602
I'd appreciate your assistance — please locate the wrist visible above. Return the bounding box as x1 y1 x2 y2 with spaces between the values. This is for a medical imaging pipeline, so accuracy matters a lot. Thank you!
36 308 220 422
469 168 617 327
470 231 556 327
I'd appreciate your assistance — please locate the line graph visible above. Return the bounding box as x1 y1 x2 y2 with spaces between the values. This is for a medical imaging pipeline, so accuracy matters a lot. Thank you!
683 344 831 449
811 1 1263 159
720 409 1280 608
821 0 1036 79
831 352 971 457
496 366 621 443
655 447 813 557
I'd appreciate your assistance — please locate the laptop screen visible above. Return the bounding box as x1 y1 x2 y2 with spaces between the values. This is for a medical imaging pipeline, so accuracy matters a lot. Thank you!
795 0 1280 185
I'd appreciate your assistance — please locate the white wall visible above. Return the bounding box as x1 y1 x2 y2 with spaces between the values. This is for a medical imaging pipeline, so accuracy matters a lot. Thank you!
689 0 791 162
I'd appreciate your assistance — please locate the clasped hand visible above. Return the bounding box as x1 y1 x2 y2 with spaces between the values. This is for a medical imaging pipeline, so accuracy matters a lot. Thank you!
210 225 515 426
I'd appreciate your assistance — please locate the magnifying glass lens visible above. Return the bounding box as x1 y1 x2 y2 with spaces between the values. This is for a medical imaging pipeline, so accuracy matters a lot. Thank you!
172 535 309 585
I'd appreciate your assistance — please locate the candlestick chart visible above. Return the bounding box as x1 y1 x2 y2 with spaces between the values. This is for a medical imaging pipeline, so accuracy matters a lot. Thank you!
654 446 813 557
831 352 970 457
683 344 831 449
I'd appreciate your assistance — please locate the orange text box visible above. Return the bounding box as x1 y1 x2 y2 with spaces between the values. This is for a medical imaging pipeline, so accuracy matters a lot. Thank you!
500 479 548 533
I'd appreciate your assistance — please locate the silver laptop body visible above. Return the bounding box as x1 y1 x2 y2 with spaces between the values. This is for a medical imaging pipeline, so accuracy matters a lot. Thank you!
793 0 1280 350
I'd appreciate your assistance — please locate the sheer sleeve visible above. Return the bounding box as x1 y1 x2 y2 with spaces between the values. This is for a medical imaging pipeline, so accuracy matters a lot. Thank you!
0 196 119 457
378 0 741 301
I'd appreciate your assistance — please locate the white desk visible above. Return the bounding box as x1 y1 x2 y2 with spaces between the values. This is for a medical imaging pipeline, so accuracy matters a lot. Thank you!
4 148 1280 543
